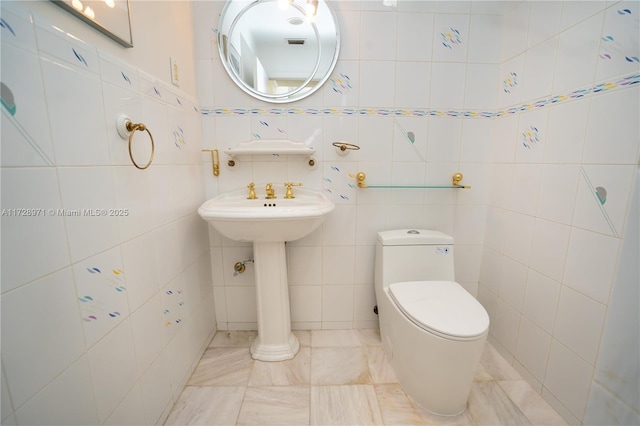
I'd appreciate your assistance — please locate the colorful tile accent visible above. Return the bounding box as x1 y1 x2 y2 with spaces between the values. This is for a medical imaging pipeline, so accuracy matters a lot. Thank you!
440 27 462 50
521 125 540 149
0 17 16 37
331 74 353 94
202 73 639 119
173 127 185 150
503 72 518 94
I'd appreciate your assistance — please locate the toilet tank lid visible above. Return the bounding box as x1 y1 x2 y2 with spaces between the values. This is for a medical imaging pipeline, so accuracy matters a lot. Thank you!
377 229 454 246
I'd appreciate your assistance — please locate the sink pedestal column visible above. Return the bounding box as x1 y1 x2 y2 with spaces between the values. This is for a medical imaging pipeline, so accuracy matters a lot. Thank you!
250 241 300 361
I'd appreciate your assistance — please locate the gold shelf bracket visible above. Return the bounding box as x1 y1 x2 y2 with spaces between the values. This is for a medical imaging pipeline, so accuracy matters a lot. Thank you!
452 173 470 188
202 149 220 176
357 172 368 188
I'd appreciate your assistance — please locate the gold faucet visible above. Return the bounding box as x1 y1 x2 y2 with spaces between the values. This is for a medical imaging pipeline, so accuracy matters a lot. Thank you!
284 182 303 199
265 183 276 199
247 182 257 199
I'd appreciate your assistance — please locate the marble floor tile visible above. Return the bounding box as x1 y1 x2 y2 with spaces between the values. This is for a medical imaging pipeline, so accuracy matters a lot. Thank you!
237 386 310 426
374 384 429 425
413 403 476 426
210 330 257 348
166 331 567 426
311 347 370 385
366 346 398 384
467 381 531 426
164 386 244 426
375 384 474 426
357 328 383 346
311 385 384 426
475 343 522 382
248 347 311 386
188 348 254 386
311 329 362 347
498 380 567 425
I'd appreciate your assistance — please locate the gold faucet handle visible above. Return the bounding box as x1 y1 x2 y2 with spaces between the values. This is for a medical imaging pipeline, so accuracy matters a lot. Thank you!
265 183 276 199
284 182 303 199
247 182 257 199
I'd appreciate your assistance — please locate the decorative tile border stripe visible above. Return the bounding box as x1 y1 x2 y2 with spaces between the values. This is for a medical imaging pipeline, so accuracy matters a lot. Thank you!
201 107 496 117
495 73 639 117
202 73 639 118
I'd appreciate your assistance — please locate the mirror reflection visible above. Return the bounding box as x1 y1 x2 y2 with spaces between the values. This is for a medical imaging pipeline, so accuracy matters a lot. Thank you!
218 0 340 103
52 0 133 47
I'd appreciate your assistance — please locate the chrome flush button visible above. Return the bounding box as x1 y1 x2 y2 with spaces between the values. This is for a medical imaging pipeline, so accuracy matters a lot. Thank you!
407 230 420 234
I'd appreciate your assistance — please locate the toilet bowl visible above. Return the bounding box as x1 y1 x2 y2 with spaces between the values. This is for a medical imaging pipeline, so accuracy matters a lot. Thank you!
374 229 490 416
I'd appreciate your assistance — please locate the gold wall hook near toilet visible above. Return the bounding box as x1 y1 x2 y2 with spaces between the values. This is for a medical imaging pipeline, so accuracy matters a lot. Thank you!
202 149 220 176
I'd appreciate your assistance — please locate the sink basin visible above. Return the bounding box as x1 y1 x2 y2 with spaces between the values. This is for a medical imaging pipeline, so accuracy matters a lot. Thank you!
198 185 334 361
198 185 335 242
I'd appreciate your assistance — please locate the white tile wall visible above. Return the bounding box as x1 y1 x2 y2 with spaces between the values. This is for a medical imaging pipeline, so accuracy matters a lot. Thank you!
501 2 530 60
521 37 557 101
1 269 85 408
544 340 594 420
0 168 70 291
563 228 620 303
397 12 434 62
522 270 561 335
2 0 636 424
583 88 640 165
195 1 640 424
14 356 99 425
196 0 503 342
553 12 604 93
477 1 639 424
0 2 214 424
585 168 639 425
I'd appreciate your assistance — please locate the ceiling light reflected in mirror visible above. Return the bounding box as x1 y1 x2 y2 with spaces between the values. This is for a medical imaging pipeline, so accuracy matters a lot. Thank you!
52 0 133 47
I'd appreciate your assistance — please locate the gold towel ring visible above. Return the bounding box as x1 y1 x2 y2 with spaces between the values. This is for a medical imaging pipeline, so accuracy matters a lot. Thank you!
332 141 360 152
126 121 155 170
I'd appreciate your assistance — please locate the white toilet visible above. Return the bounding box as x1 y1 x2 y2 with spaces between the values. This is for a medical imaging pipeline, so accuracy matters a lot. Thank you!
375 229 490 416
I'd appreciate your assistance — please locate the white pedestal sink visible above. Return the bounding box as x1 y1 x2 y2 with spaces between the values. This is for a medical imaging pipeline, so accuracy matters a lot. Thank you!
198 185 335 361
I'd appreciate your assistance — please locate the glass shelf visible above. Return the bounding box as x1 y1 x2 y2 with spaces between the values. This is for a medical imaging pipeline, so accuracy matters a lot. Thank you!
363 185 467 189
356 172 470 189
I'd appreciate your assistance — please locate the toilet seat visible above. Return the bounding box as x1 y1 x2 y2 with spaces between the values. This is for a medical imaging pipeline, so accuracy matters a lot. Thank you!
388 281 489 341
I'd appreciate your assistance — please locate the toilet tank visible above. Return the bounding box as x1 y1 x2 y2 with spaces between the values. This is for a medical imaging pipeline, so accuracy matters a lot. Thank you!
375 229 455 289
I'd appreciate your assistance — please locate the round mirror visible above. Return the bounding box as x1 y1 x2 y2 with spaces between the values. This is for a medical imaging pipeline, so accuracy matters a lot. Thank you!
218 0 340 103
